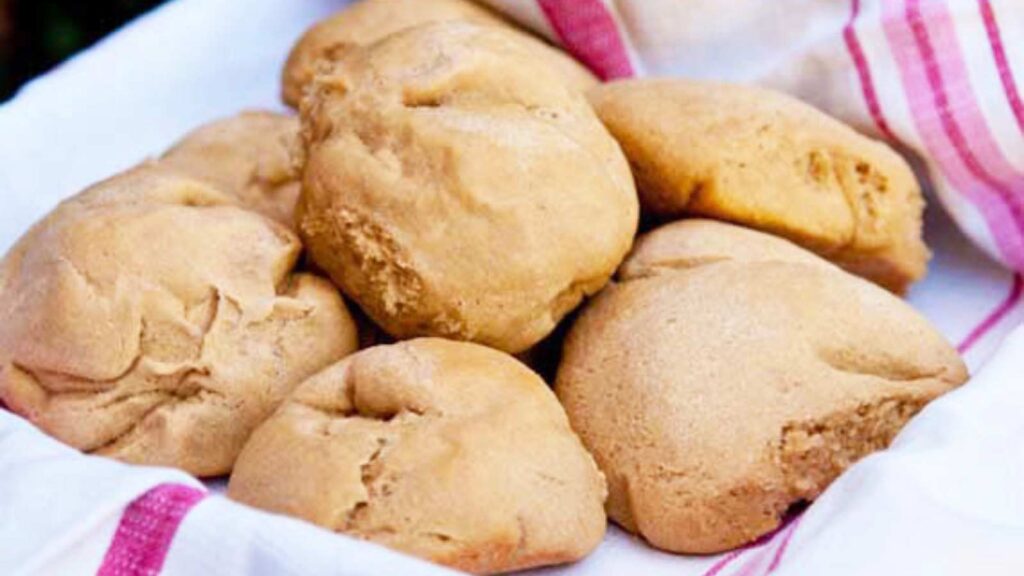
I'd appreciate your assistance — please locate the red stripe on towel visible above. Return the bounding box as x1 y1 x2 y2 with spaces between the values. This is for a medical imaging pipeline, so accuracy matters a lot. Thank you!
703 548 747 576
979 0 1024 135
537 0 634 80
958 273 1024 354
885 0 1024 268
96 483 206 576
765 515 804 573
844 0 898 140
699 513 804 576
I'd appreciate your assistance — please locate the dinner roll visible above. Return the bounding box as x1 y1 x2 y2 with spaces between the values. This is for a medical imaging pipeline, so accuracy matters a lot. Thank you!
588 79 929 292
297 22 637 353
556 219 966 553
0 165 358 476
229 338 607 574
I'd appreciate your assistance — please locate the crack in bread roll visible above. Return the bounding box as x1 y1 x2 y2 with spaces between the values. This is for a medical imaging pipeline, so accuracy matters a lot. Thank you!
161 111 302 228
281 0 597 108
229 338 607 575
0 165 358 476
588 79 929 293
297 22 637 354
556 219 967 554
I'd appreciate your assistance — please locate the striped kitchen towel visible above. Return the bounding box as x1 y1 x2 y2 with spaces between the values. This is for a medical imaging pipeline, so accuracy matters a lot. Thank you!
1 1 1023 575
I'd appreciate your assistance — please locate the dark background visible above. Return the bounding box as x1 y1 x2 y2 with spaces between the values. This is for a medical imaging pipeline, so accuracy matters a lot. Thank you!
0 0 166 101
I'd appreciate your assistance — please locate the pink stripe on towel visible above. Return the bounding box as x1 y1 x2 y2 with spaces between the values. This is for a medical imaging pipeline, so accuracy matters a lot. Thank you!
537 0 635 80
844 0 898 141
884 0 1024 268
979 0 1024 135
957 273 1024 354
97 483 206 576
700 512 804 576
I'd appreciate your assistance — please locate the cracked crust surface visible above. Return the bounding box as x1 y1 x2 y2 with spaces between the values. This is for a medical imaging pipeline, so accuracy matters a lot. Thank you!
555 220 967 554
297 22 637 353
587 79 929 293
0 165 359 476
280 0 596 108
160 111 302 227
228 338 607 575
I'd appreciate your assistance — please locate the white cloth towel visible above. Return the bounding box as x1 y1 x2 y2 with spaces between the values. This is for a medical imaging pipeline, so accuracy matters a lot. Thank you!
1 0 1022 574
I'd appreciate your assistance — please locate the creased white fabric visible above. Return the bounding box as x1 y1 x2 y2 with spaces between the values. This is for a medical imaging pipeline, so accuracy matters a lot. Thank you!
1 0 1023 574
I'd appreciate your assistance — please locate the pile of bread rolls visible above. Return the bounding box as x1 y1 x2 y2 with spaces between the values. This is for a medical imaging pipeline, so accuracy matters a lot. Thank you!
0 0 968 573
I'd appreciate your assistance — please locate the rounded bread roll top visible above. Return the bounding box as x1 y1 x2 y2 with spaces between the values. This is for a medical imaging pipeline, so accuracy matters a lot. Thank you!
0 165 358 476
297 21 637 353
588 79 929 293
281 0 596 108
160 110 302 227
229 338 607 575
556 219 966 553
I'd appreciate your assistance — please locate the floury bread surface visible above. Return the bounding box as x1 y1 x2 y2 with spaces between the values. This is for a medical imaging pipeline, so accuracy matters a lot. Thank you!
0 165 358 476
297 22 638 353
229 338 607 575
588 79 929 293
556 219 967 553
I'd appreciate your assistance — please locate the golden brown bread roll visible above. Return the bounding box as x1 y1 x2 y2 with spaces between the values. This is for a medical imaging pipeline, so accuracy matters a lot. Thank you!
297 22 638 353
588 79 929 293
0 165 358 476
556 219 966 553
229 338 607 574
